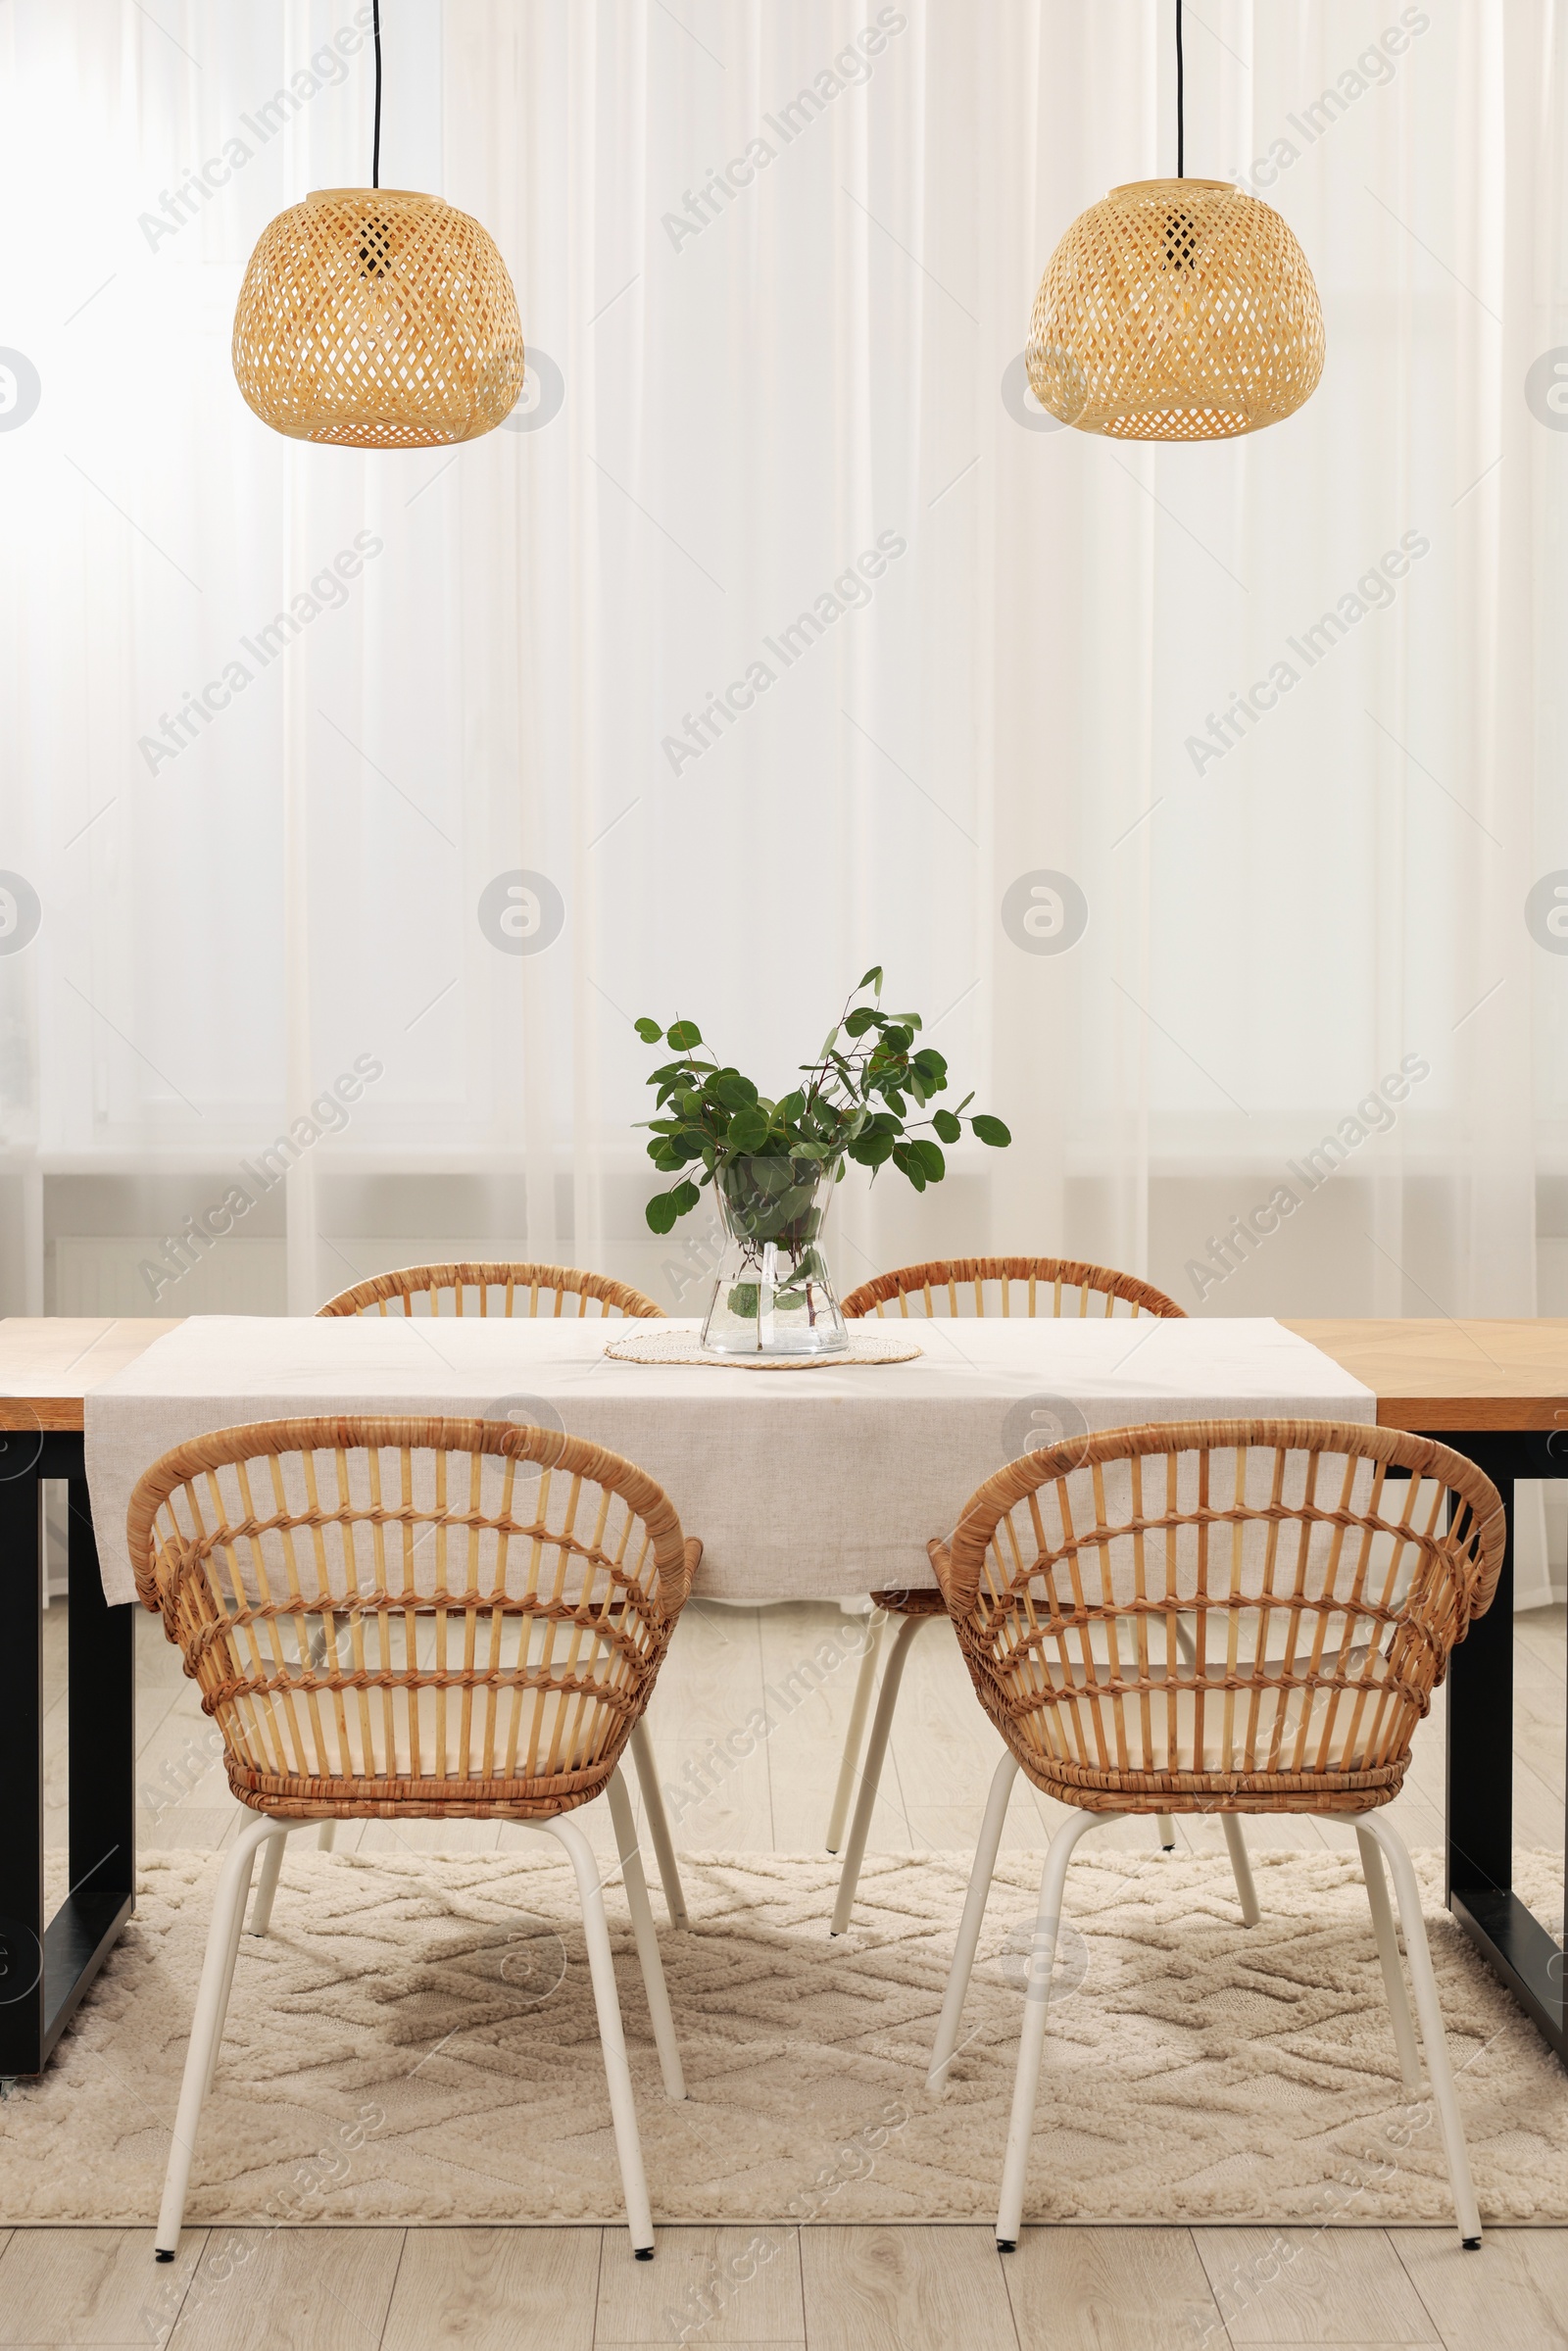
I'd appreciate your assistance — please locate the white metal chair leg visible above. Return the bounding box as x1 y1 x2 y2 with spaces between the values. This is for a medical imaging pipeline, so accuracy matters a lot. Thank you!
1360 1811 1482 2247
539 1811 657 2258
996 1807 1120 2251
928 1750 1020 2090
830 1612 926 1934
1222 1813 1260 1926
1155 1814 1177 1849
607 1766 686 2101
317 1819 337 1852
203 1830 277 2097
247 1820 290 1935
628 1719 688 1930
156 1810 283 2260
1356 1823 1421 2095
826 1613 885 1852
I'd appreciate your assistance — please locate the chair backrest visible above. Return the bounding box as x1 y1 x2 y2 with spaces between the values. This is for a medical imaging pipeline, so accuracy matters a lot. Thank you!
931 1418 1503 1812
318 1261 664 1319
128 1416 695 1818
842 1255 1183 1321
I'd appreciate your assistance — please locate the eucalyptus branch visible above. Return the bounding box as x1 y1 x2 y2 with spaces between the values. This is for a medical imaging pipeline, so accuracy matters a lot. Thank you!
635 966 1010 1235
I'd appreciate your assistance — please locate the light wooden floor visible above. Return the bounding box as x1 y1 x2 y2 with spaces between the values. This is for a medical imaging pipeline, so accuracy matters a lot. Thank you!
15 1596 1565 2350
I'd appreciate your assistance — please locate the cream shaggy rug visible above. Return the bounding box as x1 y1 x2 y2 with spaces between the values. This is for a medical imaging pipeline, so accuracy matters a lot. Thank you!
4 1845 1565 2229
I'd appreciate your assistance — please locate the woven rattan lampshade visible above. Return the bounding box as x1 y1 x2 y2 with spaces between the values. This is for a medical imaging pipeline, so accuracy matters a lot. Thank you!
1027 178 1324 441
232 188 526 449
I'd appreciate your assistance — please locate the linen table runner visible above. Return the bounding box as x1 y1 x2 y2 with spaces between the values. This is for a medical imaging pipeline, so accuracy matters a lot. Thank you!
86 1313 1374 1607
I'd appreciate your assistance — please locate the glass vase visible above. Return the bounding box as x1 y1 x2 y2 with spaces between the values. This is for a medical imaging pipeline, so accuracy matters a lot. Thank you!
699 1154 848 1355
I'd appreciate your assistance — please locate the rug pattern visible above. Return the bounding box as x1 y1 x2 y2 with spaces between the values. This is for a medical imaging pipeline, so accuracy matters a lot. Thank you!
5 1846 1565 2228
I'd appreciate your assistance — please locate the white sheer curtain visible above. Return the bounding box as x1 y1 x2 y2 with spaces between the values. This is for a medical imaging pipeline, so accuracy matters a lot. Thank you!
2 2 1565 1588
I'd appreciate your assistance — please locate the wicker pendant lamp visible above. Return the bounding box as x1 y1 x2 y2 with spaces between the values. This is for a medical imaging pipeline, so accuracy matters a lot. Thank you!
1027 1 1323 441
231 4 524 448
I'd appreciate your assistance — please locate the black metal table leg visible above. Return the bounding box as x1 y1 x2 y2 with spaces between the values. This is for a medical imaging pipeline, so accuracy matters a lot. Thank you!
0 1436 45 2078
48 1468 136 2050
1443 1432 1567 2065
0 1437 135 2079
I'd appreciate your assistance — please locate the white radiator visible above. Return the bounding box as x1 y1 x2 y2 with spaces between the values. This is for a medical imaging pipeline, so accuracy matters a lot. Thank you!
52 1236 287 1316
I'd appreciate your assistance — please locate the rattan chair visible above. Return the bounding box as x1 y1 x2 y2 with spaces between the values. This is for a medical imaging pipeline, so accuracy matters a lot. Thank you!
315 1262 683 1927
828 1256 1190 1931
129 1415 700 2262
318 1260 664 1319
922 1418 1504 2251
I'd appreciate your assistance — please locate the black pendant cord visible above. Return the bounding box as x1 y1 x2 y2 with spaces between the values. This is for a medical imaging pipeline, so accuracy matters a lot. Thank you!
371 0 383 188
1175 0 1185 176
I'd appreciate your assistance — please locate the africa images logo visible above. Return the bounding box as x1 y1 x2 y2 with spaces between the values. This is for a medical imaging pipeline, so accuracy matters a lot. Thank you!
478 871 565 955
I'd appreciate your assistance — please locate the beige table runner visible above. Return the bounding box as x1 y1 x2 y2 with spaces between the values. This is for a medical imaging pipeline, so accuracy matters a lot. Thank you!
85 1313 1374 1606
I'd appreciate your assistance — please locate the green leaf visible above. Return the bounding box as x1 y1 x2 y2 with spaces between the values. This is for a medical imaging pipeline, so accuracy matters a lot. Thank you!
666 1019 703 1052
858 965 883 993
634 1016 663 1044
933 1108 961 1144
726 1104 771 1152
844 1007 878 1037
775 1089 807 1125
849 1131 895 1167
892 1142 927 1193
645 1192 680 1235
711 1072 759 1111
669 1179 702 1214
727 1282 760 1319
911 1138 946 1181
971 1114 1012 1148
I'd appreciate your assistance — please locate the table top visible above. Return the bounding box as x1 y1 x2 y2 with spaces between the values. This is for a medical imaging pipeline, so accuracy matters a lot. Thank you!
1282 1318 1568 1431
2 1313 1566 1432
0 1318 180 1428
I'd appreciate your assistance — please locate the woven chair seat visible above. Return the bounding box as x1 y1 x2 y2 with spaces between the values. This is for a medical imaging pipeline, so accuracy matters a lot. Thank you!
869 1587 949 1616
930 1418 1503 1819
129 1415 699 1824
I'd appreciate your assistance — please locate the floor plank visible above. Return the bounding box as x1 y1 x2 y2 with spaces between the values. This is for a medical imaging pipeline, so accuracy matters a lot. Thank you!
1390 2226 1568 2349
381 2226 599 2349
1194 2229 1438 2343
644 1611 773 1849
799 2224 1018 2351
165 2228 401 2350
757 1606 904 1856
137 1807 245 1855
595 2226 803 2344
904 1797 1051 1854
1515 1604 1565 1687
1004 2225 1232 2350
0 2227 207 2346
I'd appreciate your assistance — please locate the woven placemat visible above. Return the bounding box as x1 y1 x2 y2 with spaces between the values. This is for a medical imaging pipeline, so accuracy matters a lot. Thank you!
603 1327 924 1370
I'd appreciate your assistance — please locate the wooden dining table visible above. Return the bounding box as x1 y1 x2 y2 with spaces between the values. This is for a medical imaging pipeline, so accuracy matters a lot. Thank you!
1 1311 1564 2081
